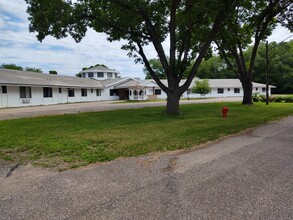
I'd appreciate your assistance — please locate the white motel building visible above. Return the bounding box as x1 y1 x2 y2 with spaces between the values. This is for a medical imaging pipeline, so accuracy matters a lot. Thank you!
0 66 273 108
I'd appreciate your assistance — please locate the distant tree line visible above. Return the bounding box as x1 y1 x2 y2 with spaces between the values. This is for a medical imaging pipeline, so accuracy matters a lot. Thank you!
0 63 58 75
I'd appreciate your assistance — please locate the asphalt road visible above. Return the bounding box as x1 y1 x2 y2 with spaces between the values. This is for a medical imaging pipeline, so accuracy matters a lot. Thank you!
0 97 241 120
0 116 292 219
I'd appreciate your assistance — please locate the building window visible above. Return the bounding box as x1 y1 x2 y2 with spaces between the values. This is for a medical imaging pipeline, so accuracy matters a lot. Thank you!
2 86 7 94
59 88 62 93
234 88 240 93
228 88 230 91
43 87 53 98
20 87 31 98
107 72 113 78
96 89 101 96
256 87 258 91
81 89 87 97
110 89 119 96
262 88 266 92
68 88 75 97
88 72 94 78
97 72 104 77
155 89 161 95
217 88 224 94
129 90 132 96
91 89 93 93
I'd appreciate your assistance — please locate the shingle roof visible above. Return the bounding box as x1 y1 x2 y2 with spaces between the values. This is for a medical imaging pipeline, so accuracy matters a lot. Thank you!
0 69 103 88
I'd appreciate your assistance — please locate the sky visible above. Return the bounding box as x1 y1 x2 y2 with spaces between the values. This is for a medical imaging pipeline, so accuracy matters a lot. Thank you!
0 0 292 79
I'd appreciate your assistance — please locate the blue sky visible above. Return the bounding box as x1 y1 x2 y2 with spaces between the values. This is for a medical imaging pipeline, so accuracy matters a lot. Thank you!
0 0 292 79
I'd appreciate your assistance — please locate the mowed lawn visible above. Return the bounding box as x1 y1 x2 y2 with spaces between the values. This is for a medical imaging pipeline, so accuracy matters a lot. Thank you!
0 102 292 170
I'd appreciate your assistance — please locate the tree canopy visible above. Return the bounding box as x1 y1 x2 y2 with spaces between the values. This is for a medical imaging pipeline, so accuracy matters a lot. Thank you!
192 79 211 96
25 0 237 114
215 0 292 104
0 63 43 73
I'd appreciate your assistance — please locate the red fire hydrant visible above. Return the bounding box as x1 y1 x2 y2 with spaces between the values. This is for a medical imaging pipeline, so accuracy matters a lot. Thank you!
222 106 229 118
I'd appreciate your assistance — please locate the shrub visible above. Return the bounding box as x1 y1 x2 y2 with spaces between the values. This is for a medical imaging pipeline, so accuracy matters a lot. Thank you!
284 96 293 103
274 96 285 102
252 92 260 102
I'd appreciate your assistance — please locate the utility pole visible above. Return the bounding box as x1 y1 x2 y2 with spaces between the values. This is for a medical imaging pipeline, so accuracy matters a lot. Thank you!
266 41 269 105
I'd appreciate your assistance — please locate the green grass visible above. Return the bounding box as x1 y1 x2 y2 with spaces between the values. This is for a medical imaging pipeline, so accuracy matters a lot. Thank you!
0 102 292 170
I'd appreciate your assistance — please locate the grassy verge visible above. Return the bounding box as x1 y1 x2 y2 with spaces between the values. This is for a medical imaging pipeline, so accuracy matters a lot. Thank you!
0 102 292 170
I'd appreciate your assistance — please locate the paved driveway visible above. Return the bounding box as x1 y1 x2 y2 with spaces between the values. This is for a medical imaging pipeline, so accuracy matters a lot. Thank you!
0 97 241 120
0 116 292 219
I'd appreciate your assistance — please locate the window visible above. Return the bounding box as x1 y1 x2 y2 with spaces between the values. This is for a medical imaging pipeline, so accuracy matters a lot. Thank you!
81 89 87 97
59 88 62 93
43 87 53 98
96 89 101 96
107 72 113 78
91 89 93 93
217 88 224 94
2 86 7 94
234 88 240 93
20 87 31 98
129 90 132 96
155 89 161 95
256 87 258 91
97 72 104 77
262 88 266 92
88 72 94 78
228 88 230 91
68 88 75 97
110 89 119 96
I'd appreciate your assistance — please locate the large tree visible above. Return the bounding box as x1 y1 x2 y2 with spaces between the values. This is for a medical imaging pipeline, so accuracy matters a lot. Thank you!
215 0 292 104
25 0 236 114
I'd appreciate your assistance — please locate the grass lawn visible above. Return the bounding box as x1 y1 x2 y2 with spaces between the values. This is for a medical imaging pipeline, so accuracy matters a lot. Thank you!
0 102 292 171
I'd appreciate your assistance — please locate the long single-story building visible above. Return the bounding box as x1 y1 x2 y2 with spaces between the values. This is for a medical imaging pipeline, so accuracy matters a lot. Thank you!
0 66 274 108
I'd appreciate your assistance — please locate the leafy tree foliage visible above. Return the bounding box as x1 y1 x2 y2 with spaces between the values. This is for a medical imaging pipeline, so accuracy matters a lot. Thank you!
82 64 108 71
197 57 235 79
0 63 23 70
25 0 237 114
215 0 292 104
1 63 43 73
250 40 293 94
144 58 165 79
192 79 211 96
49 70 58 74
25 67 43 73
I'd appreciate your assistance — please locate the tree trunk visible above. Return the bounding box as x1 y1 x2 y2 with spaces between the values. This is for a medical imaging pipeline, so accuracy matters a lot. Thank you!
241 81 253 105
165 90 181 115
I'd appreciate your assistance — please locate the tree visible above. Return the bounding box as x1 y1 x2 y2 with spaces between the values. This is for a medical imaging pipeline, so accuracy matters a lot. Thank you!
76 73 82 78
25 0 237 114
82 64 108 71
192 79 211 97
249 40 293 94
197 56 235 79
215 0 292 104
0 63 23 70
25 67 43 73
49 70 58 74
144 58 165 79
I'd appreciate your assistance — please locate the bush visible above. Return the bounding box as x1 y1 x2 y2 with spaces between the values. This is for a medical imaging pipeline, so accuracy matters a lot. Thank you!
284 96 293 103
259 94 266 102
252 92 260 102
274 96 285 102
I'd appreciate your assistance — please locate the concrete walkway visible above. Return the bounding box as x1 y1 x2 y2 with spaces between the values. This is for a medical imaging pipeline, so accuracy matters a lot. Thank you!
0 97 241 120
0 116 292 219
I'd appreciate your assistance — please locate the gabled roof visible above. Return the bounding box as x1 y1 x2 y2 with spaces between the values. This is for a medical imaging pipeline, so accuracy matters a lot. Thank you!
0 69 103 88
101 77 133 88
80 66 119 73
207 79 275 88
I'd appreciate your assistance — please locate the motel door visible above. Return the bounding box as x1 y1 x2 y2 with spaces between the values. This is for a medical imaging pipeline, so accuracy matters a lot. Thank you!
0 86 8 108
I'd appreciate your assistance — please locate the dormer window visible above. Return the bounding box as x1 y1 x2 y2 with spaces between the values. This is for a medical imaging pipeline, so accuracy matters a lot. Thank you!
88 72 94 78
97 72 104 77
107 72 113 78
